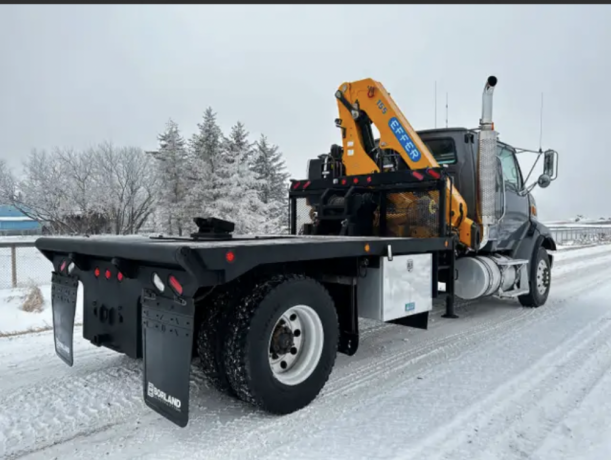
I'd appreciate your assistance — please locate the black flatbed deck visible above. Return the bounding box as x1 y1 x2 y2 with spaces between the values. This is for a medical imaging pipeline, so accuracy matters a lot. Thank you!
36 233 452 284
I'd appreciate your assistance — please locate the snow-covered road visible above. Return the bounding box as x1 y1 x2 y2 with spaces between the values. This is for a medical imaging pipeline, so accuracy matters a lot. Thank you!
2 244 611 460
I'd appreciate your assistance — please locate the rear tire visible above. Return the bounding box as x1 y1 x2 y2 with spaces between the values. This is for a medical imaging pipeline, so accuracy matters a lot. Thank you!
518 246 551 308
196 286 240 397
223 274 339 414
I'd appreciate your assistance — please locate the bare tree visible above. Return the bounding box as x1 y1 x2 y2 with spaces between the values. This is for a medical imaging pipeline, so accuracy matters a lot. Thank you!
0 159 16 203
0 149 79 233
93 142 159 234
0 144 158 235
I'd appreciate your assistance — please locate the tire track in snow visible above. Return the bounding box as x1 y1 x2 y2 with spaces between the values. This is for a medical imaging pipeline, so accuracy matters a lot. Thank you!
0 329 132 393
528 350 611 460
401 295 611 460
487 319 611 460
0 362 145 460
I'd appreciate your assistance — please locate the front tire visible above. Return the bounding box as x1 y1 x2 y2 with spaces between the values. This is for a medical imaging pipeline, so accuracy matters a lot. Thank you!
518 246 551 308
223 274 339 414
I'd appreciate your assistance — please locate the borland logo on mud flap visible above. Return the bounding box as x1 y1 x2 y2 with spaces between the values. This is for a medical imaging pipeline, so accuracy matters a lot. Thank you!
55 337 70 356
147 382 182 411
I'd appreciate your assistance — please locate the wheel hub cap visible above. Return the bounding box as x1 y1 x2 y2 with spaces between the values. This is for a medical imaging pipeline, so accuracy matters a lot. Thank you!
271 325 294 355
267 305 325 386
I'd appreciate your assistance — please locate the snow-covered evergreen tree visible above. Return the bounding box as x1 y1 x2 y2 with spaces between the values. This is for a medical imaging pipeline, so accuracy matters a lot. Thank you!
252 134 291 233
190 107 223 172
151 119 190 236
186 107 224 227
208 121 268 234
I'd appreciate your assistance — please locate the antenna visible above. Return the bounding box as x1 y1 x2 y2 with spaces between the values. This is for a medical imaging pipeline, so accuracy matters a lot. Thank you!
538 92 544 152
434 81 437 128
445 92 449 128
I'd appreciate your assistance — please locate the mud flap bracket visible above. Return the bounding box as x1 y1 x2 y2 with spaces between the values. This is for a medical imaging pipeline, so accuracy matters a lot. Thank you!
51 272 79 366
141 290 195 428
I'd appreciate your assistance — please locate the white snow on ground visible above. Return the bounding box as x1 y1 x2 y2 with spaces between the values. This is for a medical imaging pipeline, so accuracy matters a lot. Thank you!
0 284 84 336
0 245 611 459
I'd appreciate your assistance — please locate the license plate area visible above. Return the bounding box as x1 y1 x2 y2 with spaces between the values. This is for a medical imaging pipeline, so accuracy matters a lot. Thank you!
51 272 79 366
81 260 143 359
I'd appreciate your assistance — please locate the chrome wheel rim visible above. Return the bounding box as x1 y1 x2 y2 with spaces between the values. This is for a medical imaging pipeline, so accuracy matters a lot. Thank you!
268 305 324 386
536 259 550 295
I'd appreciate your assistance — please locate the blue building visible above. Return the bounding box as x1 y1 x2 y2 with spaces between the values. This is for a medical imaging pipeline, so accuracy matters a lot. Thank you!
0 205 42 235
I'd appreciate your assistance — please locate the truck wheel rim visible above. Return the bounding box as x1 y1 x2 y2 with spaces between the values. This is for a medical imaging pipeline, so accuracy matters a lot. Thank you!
268 304 324 386
536 259 549 295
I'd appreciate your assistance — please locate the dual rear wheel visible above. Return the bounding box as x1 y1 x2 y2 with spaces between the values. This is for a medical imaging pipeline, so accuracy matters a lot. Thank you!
196 274 339 414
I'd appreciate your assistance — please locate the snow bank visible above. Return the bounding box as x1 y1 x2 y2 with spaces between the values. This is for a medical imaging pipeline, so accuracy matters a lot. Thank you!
0 284 84 336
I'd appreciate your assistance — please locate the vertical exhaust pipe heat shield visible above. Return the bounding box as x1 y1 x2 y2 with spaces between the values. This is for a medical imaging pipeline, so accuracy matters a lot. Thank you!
477 76 499 249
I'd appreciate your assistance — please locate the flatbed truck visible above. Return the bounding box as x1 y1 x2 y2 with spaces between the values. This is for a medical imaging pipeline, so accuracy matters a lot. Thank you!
35 76 559 427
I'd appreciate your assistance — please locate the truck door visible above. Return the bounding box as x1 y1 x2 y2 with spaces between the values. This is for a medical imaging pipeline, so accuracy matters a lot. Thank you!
496 142 530 250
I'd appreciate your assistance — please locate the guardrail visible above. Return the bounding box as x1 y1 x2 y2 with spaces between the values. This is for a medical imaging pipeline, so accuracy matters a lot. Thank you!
0 240 51 289
547 225 611 246
1 226 611 289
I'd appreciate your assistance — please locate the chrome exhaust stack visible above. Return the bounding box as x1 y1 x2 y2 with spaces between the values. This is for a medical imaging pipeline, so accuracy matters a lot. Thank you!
480 76 497 128
477 76 500 249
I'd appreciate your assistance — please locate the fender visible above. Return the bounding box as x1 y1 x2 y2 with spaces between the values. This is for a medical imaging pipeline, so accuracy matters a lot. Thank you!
512 220 557 268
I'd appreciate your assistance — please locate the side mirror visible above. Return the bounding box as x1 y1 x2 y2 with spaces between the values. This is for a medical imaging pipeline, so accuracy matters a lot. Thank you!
537 173 551 188
516 146 559 197
543 149 558 180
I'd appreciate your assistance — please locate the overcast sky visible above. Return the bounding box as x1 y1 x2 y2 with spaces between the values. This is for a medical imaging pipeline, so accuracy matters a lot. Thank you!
1 5 609 221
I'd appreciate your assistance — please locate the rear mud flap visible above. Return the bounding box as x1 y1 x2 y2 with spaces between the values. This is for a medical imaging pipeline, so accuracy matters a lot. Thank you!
51 273 79 366
141 291 195 428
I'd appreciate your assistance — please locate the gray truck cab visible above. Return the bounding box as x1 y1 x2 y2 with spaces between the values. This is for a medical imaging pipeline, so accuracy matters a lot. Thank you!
417 127 558 257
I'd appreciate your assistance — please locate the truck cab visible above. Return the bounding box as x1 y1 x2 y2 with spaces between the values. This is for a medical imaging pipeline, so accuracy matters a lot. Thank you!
417 127 556 256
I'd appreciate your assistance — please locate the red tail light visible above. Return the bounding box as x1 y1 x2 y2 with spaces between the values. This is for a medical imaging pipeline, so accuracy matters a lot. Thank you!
292 181 301 190
105 269 111 280
226 251 235 263
117 272 124 282
60 260 67 272
426 168 441 179
411 171 424 180
366 176 372 183
169 275 183 295
94 268 100 277
341 179 347 185
303 181 311 189
353 177 359 184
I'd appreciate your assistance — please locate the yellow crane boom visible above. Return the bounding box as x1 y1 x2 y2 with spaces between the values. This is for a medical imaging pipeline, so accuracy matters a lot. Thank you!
334 78 477 248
